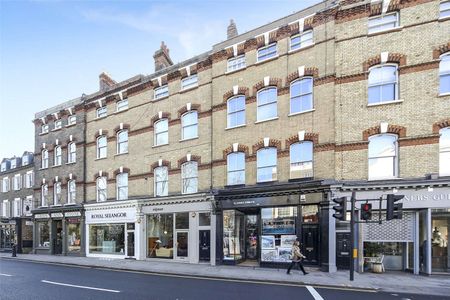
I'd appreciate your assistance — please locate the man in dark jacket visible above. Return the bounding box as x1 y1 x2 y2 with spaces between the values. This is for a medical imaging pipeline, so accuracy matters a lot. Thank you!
287 240 308 275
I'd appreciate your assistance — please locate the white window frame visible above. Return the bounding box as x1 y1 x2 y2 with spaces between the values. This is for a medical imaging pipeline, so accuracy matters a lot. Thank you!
97 136 107 159
41 184 48 207
41 149 49 169
289 30 314 51
1 162 6 172
41 124 49 134
257 147 277 182
290 77 314 114
116 130 129 154
96 106 107 118
54 119 62 130
10 159 17 169
154 166 168 197
2 200 9 218
116 173 128 200
116 99 128 112
181 161 198 194
227 96 246 128
154 119 169 146
54 145 62 166
96 177 107 202
290 141 314 179
22 155 29 166
257 43 277 62
13 174 22 191
13 198 21 217
227 152 245 185
257 87 278 122
368 64 399 105
440 1 450 19
2 177 10 193
181 111 198 140
67 180 76 204
368 12 399 34
439 127 450 176
53 181 62 205
368 134 399 180
154 85 169 100
68 115 77 125
25 171 34 188
227 55 246 72
181 74 198 90
68 142 76 163
440 53 450 95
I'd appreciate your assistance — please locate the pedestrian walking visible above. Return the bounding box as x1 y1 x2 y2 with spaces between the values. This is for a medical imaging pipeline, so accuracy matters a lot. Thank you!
286 240 308 275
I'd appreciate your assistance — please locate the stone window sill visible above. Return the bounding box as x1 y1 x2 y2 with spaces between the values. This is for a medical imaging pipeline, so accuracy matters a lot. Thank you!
225 66 246 75
367 99 403 107
255 116 279 124
288 43 315 54
368 26 403 37
225 124 246 130
288 109 315 117
255 55 279 65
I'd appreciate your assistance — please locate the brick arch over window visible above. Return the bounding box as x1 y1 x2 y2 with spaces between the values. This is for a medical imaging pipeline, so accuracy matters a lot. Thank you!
252 139 281 154
179 65 198 78
255 32 278 48
150 160 171 173
433 119 450 134
94 130 109 139
113 123 130 133
177 155 201 168
223 87 250 103
369 1 400 16
253 78 282 95
285 132 319 147
64 175 78 183
287 17 314 36
363 53 406 72
151 112 171 125
113 167 131 177
286 67 319 85
64 137 78 147
222 144 250 160
178 104 201 118
362 124 406 141
93 171 109 181
433 42 450 59
151 76 168 87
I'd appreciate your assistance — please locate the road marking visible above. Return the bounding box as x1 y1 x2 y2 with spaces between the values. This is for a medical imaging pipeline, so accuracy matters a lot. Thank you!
41 280 120 293
306 285 324 300
0 273 13 276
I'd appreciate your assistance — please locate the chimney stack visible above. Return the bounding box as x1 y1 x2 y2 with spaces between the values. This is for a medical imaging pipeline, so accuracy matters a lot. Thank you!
227 19 238 39
153 41 173 72
99 72 116 91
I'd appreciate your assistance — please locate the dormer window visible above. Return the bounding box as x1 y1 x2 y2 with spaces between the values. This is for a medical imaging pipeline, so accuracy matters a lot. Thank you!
10 159 16 169
41 124 49 134
154 85 169 100
1 162 6 172
54 120 62 130
181 74 198 90
22 155 29 166
368 12 399 34
257 43 277 62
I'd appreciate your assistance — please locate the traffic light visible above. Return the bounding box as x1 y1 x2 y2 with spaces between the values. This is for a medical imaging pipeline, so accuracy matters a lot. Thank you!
332 197 347 221
360 202 372 221
386 194 404 220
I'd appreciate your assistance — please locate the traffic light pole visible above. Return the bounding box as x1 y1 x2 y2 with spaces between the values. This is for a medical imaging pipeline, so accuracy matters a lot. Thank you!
350 191 355 281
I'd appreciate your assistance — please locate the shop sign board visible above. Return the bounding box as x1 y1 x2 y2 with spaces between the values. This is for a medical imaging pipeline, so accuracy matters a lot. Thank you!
85 207 136 224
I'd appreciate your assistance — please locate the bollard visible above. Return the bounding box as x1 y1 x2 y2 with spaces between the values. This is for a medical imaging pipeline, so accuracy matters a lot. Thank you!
12 244 17 257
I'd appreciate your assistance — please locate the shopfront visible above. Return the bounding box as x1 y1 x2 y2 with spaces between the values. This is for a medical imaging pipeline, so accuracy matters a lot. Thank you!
337 181 450 275
141 194 214 264
216 184 329 268
85 201 139 259
32 205 84 256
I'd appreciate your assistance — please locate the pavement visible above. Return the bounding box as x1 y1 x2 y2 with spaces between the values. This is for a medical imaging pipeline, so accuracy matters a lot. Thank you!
1 253 450 297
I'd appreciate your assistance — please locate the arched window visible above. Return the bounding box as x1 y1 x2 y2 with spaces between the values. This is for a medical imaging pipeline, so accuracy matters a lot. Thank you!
257 87 277 121
154 166 168 196
68 142 76 163
97 136 107 159
227 152 245 185
440 53 450 95
96 176 107 202
368 65 398 104
439 127 450 176
53 181 61 205
117 130 128 154
290 78 313 114
54 146 62 166
368 134 398 180
257 147 277 182
227 96 246 128
181 161 198 194
41 184 48 206
67 180 76 204
154 119 169 146
290 141 313 179
181 111 198 140
41 149 48 169
116 173 128 200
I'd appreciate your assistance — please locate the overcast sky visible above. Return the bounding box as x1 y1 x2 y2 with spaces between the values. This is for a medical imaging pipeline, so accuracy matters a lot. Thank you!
0 0 321 159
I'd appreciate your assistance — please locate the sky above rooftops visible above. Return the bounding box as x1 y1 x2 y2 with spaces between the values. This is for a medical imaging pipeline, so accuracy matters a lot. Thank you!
0 0 321 159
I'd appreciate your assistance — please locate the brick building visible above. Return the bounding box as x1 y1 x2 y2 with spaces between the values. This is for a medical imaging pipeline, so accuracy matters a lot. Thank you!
30 0 449 273
0 152 34 253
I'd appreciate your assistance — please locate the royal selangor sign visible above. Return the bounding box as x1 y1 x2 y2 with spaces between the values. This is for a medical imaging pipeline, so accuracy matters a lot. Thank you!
91 212 127 219
85 207 136 224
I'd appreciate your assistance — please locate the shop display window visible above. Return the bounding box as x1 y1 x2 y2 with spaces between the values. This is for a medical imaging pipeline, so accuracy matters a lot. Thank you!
223 210 244 261
67 222 81 253
261 206 298 263
302 205 319 223
147 214 174 259
37 222 50 247
431 209 449 272
89 224 125 255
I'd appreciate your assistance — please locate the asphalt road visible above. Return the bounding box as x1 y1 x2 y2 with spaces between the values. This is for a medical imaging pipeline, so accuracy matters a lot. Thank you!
0 259 448 300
